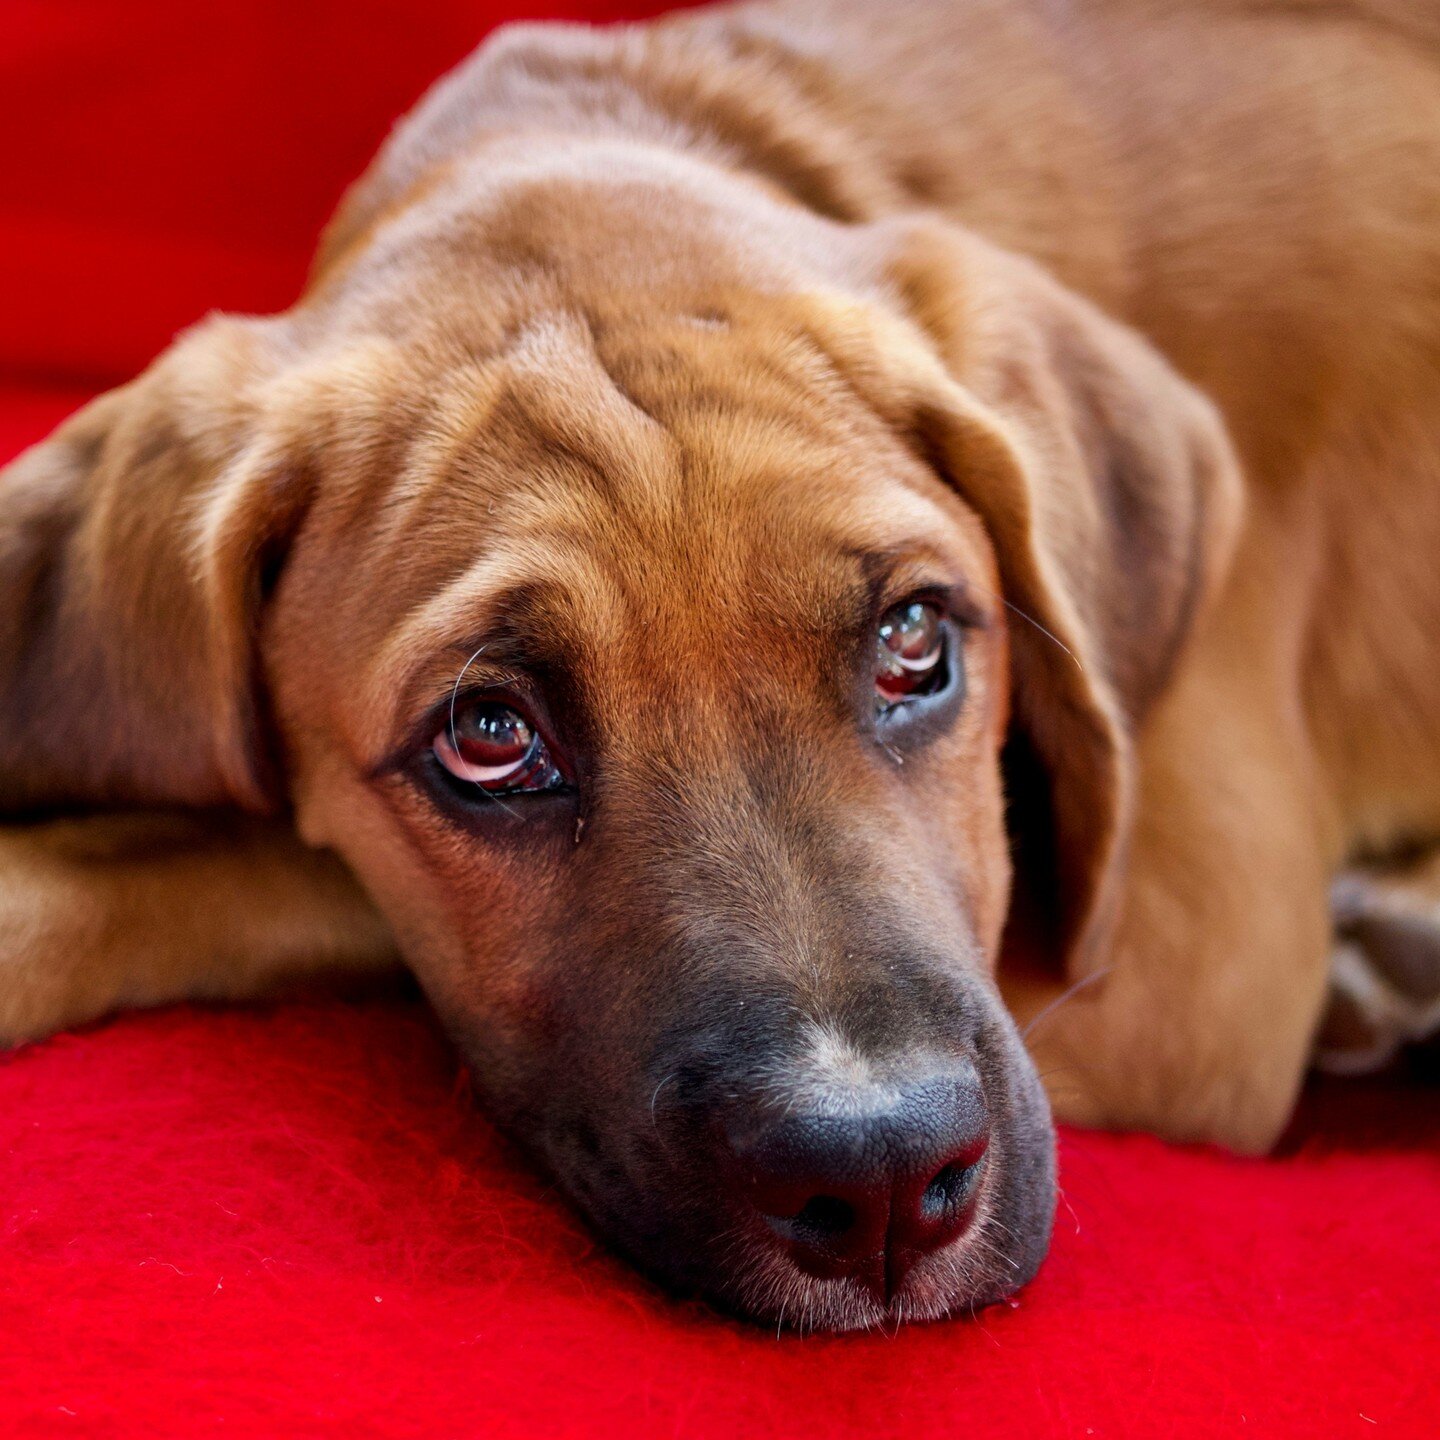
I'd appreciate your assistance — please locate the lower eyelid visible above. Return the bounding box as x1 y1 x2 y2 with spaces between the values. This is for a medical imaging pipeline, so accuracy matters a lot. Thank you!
433 731 531 786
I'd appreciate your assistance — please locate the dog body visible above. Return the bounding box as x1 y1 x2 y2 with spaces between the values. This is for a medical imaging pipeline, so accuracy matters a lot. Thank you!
4 0 1440 1328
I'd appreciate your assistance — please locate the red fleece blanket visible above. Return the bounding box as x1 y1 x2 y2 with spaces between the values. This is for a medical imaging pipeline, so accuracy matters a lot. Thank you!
2 999 1438 1437
2 3 1439 1435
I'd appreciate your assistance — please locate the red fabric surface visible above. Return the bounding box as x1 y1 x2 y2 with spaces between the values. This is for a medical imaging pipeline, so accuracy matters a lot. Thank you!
3 3 1440 1435
2 992 1438 1438
0 0 694 385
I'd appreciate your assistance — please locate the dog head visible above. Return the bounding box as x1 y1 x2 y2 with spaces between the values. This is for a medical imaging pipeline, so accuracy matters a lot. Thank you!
0 144 1239 1328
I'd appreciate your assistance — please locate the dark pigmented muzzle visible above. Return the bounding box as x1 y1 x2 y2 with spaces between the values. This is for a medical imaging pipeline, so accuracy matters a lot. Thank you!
727 1062 991 1304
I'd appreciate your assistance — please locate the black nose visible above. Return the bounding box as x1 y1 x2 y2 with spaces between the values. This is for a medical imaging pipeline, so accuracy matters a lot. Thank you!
729 1064 990 1302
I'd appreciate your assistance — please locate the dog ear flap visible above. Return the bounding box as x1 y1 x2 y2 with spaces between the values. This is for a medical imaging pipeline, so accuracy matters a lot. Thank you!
0 318 309 815
855 225 1244 979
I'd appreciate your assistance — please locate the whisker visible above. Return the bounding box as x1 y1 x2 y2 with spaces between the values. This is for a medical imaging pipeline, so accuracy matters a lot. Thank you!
964 577 1085 672
1035 1063 1100 1083
1058 1185 1084 1237
445 642 519 820
448 644 487 756
1020 966 1113 1042
649 1072 677 1129
983 1214 1020 1245
648 1072 680 1163
1000 597 1083 671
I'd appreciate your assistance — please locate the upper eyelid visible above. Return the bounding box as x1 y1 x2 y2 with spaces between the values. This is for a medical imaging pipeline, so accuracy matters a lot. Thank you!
882 582 985 630
859 556 988 625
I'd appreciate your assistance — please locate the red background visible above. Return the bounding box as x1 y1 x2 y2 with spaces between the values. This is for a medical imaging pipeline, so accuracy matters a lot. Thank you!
2 3 1438 1436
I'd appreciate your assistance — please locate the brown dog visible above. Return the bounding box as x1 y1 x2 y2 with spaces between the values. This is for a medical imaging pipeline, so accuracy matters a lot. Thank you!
4 0 1440 1330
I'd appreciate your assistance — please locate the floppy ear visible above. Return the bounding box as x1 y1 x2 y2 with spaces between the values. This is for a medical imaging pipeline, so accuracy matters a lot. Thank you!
0 317 310 815
837 223 1244 979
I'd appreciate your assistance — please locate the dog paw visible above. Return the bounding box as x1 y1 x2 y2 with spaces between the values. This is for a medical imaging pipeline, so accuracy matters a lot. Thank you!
1316 869 1440 1075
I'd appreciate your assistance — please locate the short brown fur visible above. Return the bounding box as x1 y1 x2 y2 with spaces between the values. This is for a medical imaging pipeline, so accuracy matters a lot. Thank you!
4 0 1439 1326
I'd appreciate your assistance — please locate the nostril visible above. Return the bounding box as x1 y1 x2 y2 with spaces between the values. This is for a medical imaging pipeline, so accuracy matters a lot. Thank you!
791 1194 855 1240
759 1189 875 1275
920 1159 981 1221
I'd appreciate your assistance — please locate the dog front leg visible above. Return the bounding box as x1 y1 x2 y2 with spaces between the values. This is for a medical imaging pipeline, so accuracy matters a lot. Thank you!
0 812 400 1046
1317 848 1440 1073
1013 614 1337 1153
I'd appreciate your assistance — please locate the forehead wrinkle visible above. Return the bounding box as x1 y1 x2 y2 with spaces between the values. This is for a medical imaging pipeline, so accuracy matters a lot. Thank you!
498 313 681 506
606 294 910 420
666 409 965 591
337 329 684 597
307 311 680 553
361 533 624 750
383 358 509 501
343 374 514 560
294 347 523 568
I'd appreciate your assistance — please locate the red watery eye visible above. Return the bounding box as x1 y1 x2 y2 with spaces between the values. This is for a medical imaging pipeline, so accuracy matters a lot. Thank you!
432 700 564 793
875 600 946 708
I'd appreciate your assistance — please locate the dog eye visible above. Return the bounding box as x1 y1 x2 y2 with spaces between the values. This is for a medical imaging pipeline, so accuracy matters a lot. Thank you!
432 700 566 794
875 600 949 711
